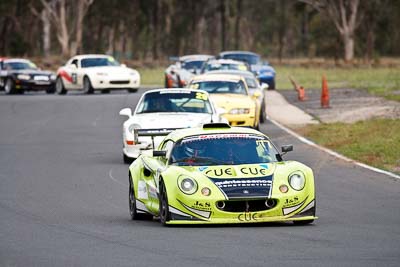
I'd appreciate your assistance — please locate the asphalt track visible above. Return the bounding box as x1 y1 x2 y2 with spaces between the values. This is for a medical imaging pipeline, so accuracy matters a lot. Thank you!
0 89 399 267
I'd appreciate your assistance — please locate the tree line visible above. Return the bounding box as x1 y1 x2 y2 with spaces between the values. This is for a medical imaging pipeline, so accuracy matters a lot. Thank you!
1 0 399 62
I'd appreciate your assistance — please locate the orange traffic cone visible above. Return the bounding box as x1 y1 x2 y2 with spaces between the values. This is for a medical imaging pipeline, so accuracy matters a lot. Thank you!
321 75 330 108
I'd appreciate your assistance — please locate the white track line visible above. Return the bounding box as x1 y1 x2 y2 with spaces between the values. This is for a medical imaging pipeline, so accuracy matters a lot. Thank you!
108 168 128 187
268 118 400 180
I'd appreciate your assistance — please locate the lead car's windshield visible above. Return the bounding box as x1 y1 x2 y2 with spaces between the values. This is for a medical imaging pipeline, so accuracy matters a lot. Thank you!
170 133 279 166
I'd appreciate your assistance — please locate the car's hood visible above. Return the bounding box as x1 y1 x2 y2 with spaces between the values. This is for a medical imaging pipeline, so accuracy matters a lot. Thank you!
210 94 255 110
84 66 136 75
131 113 214 128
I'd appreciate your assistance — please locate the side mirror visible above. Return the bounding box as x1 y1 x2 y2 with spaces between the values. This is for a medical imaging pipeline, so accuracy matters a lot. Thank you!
120 63 127 67
119 108 132 118
216 107 227 115
252 90 261 98
281 145 293 154
153 150 167 157
261 83 269 90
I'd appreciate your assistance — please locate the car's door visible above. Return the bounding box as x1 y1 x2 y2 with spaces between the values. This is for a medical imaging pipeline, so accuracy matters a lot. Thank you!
140 139 174 213
60 59 80 89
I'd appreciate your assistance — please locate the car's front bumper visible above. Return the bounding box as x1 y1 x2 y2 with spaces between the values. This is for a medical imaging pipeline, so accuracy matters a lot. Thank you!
91 77 140 90
123 136 165 159
222 113 257 127
167 197 316 224
14 79 55 90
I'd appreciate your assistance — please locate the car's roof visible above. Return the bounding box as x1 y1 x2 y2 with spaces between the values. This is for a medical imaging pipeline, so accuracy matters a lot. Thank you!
180 54 214 61
142 88 210 96
3 58 32 63
219 51 260 57
190 73 245 83
166 124 266 142
205 58 245 65
71 54 114 60
206 69 256 79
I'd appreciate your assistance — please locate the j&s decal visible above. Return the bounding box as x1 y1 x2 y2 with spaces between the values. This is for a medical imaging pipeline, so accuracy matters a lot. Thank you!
283 196 299 207
191 201 211 211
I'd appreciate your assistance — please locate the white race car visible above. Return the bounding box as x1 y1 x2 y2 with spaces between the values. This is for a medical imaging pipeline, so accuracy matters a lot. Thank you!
55 54 140 94
119 88 227 163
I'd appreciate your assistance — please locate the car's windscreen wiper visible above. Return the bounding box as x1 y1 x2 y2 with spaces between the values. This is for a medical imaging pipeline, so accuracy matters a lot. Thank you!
171 156 231 165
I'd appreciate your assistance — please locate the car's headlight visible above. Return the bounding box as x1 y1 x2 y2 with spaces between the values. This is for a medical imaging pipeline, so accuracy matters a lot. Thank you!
288 171 305 191
50 74 57 80
229 108 250 114
128 124 141 134
129 71 138 76
17 74 31 80
96 72 108 76
178 176 198 195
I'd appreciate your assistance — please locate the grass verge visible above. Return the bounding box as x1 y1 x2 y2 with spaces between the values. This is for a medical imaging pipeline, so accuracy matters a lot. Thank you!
275 66 400 102
140 67 165 87
296 119 400 175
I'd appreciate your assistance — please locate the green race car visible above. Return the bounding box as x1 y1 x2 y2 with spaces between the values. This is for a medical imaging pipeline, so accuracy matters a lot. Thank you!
128 123 317 225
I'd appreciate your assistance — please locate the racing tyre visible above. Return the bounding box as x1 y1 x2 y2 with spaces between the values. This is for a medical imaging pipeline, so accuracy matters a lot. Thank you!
123 153 133 164
260 102 266 123
83 76 94 94
268 80 275 90
164 75 169 88
159 180 170 226
127 88 138 93
293 219 314 225
129 174 149 220
4 79 17 94
55 77 67 95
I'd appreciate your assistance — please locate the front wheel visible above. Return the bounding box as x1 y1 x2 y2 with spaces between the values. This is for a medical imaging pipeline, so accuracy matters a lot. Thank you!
83 76 94 94
129 175 148 220
55 77 67 95
159 180 170 226
4 79 16 94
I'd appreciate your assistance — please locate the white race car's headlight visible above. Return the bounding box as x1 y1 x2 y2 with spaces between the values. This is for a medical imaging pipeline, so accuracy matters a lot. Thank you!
96 72 108 76
129 71 138 76
288 171 305 191
178 176 198 195
50 74 57 80
128 124 141 142
229 108 250 114
128 124 141 134
17 74 31 80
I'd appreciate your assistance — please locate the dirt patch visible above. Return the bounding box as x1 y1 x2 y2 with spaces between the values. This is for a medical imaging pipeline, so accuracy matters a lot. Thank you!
279 88 400 123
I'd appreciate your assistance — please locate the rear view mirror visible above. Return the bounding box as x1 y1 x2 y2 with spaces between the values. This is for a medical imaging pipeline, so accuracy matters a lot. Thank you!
153 150 167 157
119 108 132 118
281 145 293 154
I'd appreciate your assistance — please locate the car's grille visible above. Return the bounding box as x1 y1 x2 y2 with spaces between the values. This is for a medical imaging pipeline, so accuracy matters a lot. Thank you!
110 80 130 84
216 199 277 212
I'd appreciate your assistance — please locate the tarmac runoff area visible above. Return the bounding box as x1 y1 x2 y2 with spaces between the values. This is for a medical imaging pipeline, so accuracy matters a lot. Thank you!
264 90 400 180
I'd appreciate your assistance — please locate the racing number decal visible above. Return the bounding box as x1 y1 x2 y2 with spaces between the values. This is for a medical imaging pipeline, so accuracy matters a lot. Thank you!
71 73 77 84
195 92 208 100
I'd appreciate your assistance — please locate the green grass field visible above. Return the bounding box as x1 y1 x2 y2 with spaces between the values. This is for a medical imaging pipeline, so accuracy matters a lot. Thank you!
297 119 400 175
275 66 400 101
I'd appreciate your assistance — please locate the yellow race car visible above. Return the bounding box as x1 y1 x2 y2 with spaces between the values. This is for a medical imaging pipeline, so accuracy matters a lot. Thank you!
189 74 261 129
